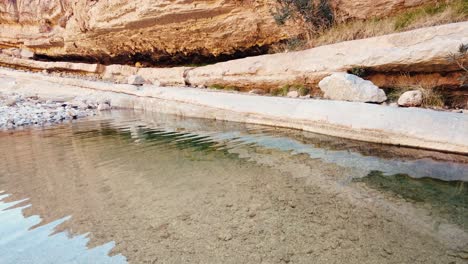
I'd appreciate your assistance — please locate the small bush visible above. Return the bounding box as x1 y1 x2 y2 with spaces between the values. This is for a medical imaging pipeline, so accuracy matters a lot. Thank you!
446 43 468 85
297 86 310 96
271 85 290 96
454 0 468 15
271 84 310 96
394 12 417 30
274 0 334 31
394 2 450 30
286 37 308 51
420 87 445 108
349 67 368 77
273 6 292 25
210 84 224 90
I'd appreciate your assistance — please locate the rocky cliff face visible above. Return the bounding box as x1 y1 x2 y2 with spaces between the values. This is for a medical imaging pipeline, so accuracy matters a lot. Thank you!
0 0 304 64
0 0 437 64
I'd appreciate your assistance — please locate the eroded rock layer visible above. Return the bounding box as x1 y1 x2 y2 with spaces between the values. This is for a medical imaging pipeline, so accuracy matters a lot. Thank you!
0 0 438 63
0 0 304 63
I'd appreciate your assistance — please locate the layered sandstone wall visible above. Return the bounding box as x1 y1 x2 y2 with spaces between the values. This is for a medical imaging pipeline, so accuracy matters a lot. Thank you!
0 0 438 61
0 0 303 61
1 22 466 90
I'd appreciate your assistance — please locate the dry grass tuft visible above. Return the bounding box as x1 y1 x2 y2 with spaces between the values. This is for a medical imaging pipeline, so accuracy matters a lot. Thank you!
420 87 445 108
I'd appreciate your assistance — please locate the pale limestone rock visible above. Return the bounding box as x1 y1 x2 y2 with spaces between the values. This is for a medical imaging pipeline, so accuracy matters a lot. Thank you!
127 75 145 85
152 80 161 87
287 91 299 98
137 67 188 86
398 90 423 107
0 54 103 74
1 48 21 58
249 89 265 95
318 73 387 103
186 23 468 89
97 103 111 111
5 98 17 106
20 49 34 59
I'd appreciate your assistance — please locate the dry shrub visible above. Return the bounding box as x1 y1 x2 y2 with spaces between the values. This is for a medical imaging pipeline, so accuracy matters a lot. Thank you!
447 43 468 85
420 87 445 108
385 74 445 108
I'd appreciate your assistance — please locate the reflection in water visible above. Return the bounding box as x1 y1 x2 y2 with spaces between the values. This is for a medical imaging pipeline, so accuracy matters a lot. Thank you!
355 172 467 230
0 194 126 264
0 110 466 263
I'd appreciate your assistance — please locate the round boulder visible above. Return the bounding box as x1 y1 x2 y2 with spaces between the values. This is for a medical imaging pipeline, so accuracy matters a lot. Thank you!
397 90 423 107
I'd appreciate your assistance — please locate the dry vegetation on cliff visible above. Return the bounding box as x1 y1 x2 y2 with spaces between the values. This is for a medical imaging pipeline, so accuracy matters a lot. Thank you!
313 0 467 47
273 0 467 52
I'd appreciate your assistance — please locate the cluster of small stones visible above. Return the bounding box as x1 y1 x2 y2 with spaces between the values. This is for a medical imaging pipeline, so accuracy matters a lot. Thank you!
0 93 111 129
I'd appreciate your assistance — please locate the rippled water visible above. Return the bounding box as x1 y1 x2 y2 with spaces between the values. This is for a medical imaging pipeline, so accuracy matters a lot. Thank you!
0 110 467 263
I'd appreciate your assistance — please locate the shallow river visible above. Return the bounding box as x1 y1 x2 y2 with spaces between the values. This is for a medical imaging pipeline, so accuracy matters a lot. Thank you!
0 110 467 263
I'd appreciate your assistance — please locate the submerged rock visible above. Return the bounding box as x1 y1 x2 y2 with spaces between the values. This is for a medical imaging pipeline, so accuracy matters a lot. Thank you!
318 73 387 103
398 90 423 107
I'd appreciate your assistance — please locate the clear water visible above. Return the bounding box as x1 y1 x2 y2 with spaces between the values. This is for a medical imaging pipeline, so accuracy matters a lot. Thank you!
0 110 466 263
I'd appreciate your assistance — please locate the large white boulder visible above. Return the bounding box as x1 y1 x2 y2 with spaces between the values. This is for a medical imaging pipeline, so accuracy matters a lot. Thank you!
318 73 387 103
398 90 423 107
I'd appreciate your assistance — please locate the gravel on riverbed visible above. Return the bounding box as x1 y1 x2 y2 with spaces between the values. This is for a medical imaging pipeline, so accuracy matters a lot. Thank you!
0 92 110 129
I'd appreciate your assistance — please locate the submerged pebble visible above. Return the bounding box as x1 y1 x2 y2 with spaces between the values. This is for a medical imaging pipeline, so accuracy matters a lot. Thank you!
0 93 102 129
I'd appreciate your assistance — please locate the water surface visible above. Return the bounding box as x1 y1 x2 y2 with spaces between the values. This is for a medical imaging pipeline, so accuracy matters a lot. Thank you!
0 110 467 263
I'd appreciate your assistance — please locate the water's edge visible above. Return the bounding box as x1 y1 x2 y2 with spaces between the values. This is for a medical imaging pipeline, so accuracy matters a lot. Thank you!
0 68 467 154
